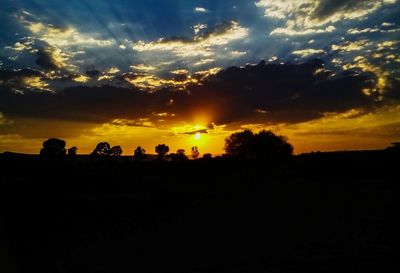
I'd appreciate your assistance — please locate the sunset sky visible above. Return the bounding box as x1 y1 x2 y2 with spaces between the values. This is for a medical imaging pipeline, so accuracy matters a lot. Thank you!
1 0 400 155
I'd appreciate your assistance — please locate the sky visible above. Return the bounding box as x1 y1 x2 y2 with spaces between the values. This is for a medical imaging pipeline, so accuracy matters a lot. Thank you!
0 0 400 155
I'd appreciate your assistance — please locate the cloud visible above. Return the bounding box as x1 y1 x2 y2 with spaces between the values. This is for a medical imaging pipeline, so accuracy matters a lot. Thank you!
193 24 207 35
170 124 211 135
1 60 397 129
124 72 198 90
343 56 391 94
4 38 35 52
21 76 51 91
377 40 399 50
257 0 398 36
0 68 42 82
313 0 397 22
98 75 115 81
86 70 100 78
0 112 13 126
130 64 157 71
23 21 114 48
179 129 208 135
35 48 70 70
330 39 399 95
231 51 247 57
382 22 395 27
270 25 336 36
12 10 116 73
171 69 189 75
347 26 400 34
92 67 120 81
194 7 207 13
107 67 120 74
109 118 155 128
72 75 91 83
292 49 326 57
331 40 372 52
132 21 248 57
193 67 222 80
193 59 215 66
0 68 52 92
347 27 380 34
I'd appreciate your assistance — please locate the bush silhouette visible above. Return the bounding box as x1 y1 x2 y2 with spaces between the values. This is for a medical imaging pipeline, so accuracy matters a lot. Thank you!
133 146 146 161
67 147 77 157
225 130 293 160
191 146 200 159
155 144 169 160
91 142 111 156
168 149 188 161
110 146 123 157
40 138 66 157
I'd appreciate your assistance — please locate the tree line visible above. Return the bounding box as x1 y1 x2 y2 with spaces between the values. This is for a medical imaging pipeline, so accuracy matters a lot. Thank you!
39 130 293 160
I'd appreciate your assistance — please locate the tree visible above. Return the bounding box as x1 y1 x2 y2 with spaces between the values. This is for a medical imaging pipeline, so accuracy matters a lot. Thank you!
224 130 254 157
169 149 188 161
155 144 169 159
224 130 293 160
91 142 111 156
191 146 200 159
110 146 123 157
202 153 212 160
133 146 146 161
67 147 77 157
40 138 66 157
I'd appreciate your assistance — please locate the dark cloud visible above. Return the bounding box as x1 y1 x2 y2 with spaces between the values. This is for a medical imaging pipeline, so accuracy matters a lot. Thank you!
200 21 240 39
139 20 244 46
35 49 60 70
180 59 380 124
313 0 389 20
0 60 396 127
0 84 159 123
0 68 42 82
180 129 208 135
0 68 48 92
86 70 100 78
314 0 357 18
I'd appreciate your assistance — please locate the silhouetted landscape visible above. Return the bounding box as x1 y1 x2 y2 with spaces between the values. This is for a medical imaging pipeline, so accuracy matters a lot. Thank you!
1 131 399 273
1 1 400 272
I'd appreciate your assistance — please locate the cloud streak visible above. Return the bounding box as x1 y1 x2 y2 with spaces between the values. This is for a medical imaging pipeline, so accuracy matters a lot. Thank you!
257 0 398 36
132 21 248 57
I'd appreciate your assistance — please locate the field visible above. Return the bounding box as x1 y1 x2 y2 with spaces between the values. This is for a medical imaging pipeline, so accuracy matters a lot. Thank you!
1 151 399 273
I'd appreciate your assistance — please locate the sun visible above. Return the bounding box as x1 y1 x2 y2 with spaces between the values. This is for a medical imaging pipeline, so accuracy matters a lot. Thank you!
195 132 201 140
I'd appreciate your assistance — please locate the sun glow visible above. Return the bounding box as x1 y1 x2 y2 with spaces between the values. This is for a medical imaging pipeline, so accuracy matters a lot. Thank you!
195 132 201 140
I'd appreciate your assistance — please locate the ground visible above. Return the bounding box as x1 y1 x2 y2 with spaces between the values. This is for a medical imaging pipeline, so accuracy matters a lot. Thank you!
0 151 399 272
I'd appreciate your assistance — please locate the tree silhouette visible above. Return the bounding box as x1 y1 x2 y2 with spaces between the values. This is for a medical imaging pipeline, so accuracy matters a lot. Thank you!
202 153 212 160
191 146 200 159
67 147 77 157
133 146 146 161
40 138 66 157
224 130 254 157
91 142 111 156
169 149 188 161
225 130 293 160
110 146 123 157
155 144 169 160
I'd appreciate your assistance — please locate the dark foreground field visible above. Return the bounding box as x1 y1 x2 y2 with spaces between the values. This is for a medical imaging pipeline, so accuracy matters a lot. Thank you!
1 151 399 273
